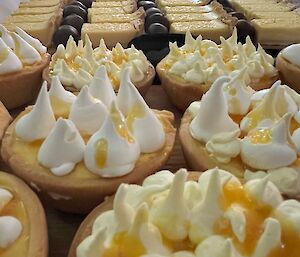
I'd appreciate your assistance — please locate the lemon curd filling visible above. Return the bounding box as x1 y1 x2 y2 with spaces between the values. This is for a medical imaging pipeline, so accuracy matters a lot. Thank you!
0 186 28 257
100 181 300 257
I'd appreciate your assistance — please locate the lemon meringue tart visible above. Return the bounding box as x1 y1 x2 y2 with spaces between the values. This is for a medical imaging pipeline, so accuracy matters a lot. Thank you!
69 168 300 257
0 25 50 110
156 28 278 110
1 67 176 213
0 171 47 257
43 35 155 96
276 44 300 93
180 75 300 199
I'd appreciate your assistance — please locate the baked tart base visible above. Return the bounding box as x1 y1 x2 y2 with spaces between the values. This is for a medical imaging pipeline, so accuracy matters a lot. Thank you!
1 110 176 213
157 60 279 111
276 53 300 93
179 111 245 178
0 54 51 110
0 171 48 257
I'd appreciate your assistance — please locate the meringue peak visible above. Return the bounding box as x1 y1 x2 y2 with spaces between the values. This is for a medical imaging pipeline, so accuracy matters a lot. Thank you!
190 76 239 143
15 83 56 141
37 118 85 176
89 65 116 108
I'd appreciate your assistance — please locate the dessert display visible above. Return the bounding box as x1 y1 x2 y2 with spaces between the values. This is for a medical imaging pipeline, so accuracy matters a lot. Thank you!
1 67 176 213
2 0 67 46
45 35 155 95
228 0 300 48
69 168 300 257
157 29 278 110
180 75 300 199
0 171 47 257
0 25 50 109
276 44 300 92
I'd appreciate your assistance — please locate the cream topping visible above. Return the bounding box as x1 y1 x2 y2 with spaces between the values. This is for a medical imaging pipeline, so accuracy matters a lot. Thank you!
0 216 22 248
0 188 13 213
206 129 241 164
15 68 164 178
84 102 140 177
241 114 297 170
0 25 15 49
0 26 45 75
69 86 108 135
77 168 299 257
11 33 41 65
190 76 239 143
117 68 165 153
15 83 56 142
49 76 76 105
188 79 300 197
50 35 150 90
38 118 85 176
15 26 46 54
89 65 116 108
0 188 22 249
0 38 22 75
164 28 277 87
223 68 254 115
281 44 300 67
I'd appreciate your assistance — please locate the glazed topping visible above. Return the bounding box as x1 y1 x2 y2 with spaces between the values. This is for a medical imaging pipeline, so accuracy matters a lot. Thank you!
241 114 297 170
84 102 140 177
50 35 150 90
38 118 85 176
281 44 300 67
117 68 165 153
0 25 46 75
188 78 300 197
0 188 22 249
77 168 300 257
15 66 165 177
164 29 277 86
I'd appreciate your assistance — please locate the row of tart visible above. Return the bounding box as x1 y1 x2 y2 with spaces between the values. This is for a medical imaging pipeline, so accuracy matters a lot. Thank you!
2 23 300 114
1 22 300 257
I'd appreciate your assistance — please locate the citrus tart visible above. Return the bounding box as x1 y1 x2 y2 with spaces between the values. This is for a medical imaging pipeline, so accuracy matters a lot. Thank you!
156 28 278 110
276 44 300 92
0 171 47 257
69 167 300 257
180 74 300 199
43 35 155 96
0 25 50 109
1 66 176 213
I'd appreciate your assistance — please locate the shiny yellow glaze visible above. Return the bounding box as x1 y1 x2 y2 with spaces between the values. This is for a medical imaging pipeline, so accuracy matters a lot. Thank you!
126 103 145 132
95 139 108 169
248 129 272 144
